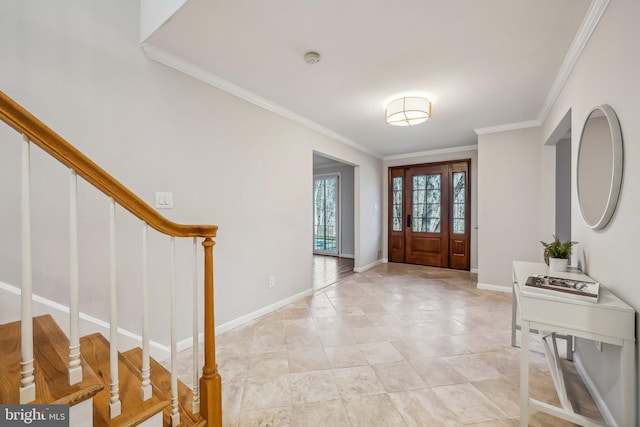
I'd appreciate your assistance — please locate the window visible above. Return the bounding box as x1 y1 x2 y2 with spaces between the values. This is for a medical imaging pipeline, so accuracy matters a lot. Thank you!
314 175 339 254
392 177 403 231
452 172 465 234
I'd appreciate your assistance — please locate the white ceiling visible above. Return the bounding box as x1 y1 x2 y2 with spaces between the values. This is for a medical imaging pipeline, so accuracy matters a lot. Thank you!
145 0 591 158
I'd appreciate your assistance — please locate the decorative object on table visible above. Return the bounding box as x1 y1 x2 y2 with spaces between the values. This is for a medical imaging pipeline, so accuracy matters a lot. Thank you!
524 274 600 303
540 235 577 272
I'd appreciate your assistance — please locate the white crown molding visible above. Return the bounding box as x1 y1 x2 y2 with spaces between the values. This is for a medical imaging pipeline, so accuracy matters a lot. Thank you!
475 0 609 136
538 0 610 123
383 144 478 161
474 120 541 136
141 43 382 159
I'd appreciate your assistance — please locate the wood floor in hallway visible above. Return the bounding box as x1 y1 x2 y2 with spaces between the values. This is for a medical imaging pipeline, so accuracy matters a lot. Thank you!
313 255 355 289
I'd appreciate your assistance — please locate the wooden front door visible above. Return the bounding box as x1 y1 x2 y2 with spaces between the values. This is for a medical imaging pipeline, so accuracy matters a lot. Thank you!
388 160 470 270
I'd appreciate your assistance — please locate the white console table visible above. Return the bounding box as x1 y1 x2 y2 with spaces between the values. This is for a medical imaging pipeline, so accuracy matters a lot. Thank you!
512 261 635 427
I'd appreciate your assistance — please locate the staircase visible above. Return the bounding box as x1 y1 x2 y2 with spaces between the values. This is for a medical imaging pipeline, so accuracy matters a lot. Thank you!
0 89 222 426
122 349 206 427
0 315 103 408
0 315 207 426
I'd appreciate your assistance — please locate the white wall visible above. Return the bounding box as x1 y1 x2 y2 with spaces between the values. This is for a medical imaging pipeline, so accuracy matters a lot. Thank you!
313 163 355 257
477 127 546 288
541 0 640 423
0 0 382 346
382 148 479 271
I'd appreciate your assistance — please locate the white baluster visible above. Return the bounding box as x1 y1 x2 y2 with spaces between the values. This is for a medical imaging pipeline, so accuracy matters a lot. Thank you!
109 198 121 418
20 134 35 404
68 170 82 385
192 237 200 414
170 236 180 426
140 223 152 400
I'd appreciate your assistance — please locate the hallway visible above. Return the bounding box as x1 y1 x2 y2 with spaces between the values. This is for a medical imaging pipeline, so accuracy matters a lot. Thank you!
177 263 601 426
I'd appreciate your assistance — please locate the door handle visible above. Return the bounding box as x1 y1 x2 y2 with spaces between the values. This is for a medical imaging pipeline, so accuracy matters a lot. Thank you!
406 215 411 227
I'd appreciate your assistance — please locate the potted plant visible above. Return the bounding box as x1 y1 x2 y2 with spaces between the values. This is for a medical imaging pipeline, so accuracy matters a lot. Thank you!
540 235 577 272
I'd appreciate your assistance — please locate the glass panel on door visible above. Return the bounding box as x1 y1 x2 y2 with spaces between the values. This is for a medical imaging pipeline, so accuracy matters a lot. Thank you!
452 172 465 234
392 177 403 231
412 174 441 233
314 175 338 254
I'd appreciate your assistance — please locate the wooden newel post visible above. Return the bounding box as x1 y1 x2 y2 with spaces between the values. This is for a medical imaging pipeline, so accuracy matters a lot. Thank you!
200 237 222 426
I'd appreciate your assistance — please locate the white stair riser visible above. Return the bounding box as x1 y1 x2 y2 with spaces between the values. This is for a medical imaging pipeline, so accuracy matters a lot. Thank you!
138 411 163 427
70 398 93 427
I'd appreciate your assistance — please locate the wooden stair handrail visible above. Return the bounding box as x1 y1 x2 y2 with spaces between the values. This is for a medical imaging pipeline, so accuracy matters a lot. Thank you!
0 90 217 238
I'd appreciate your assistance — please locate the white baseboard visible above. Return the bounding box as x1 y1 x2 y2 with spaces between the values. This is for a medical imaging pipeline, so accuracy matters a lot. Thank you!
382 258 389 263
0 280 171 360
176 332 203 354
214 288 314 335
476 282 512 293
471 268 479 273
573 351 618 427
339 253 355 259
170 288 316 361
354 259 383 273
1 279 318 361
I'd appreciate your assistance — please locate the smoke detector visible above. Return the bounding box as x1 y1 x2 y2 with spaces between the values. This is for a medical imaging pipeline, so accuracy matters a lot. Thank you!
304 51 321 64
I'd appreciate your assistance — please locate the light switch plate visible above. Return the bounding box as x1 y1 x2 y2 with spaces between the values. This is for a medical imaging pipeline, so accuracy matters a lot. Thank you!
155 192 173 209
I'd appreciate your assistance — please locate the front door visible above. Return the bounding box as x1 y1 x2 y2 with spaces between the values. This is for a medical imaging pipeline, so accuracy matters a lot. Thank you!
388 160 470 270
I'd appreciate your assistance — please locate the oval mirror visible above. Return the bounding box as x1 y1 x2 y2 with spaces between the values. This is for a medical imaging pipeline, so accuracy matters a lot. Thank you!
577 104 623 229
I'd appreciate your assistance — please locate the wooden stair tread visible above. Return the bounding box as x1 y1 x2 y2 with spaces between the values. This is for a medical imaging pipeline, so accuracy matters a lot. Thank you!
123 348 206 427
80 333 169 426
0 314 104 405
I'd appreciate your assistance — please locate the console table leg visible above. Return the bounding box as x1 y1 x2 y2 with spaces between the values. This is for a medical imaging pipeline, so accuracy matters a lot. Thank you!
621 339 636 427
566 335 573 361
520 319 530 427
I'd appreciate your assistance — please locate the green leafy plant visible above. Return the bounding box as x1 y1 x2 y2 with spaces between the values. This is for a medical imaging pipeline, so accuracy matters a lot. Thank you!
540 235 577 259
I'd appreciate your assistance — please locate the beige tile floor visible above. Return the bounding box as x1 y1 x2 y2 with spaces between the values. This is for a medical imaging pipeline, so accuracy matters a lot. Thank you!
175 263 602 426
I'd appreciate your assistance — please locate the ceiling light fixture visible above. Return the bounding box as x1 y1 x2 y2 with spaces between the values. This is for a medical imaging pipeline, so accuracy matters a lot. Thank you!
385 96 431 126
304 51 321 64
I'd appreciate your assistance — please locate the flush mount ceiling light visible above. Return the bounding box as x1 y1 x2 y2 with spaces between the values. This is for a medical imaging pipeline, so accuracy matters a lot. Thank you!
385 96 431 126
